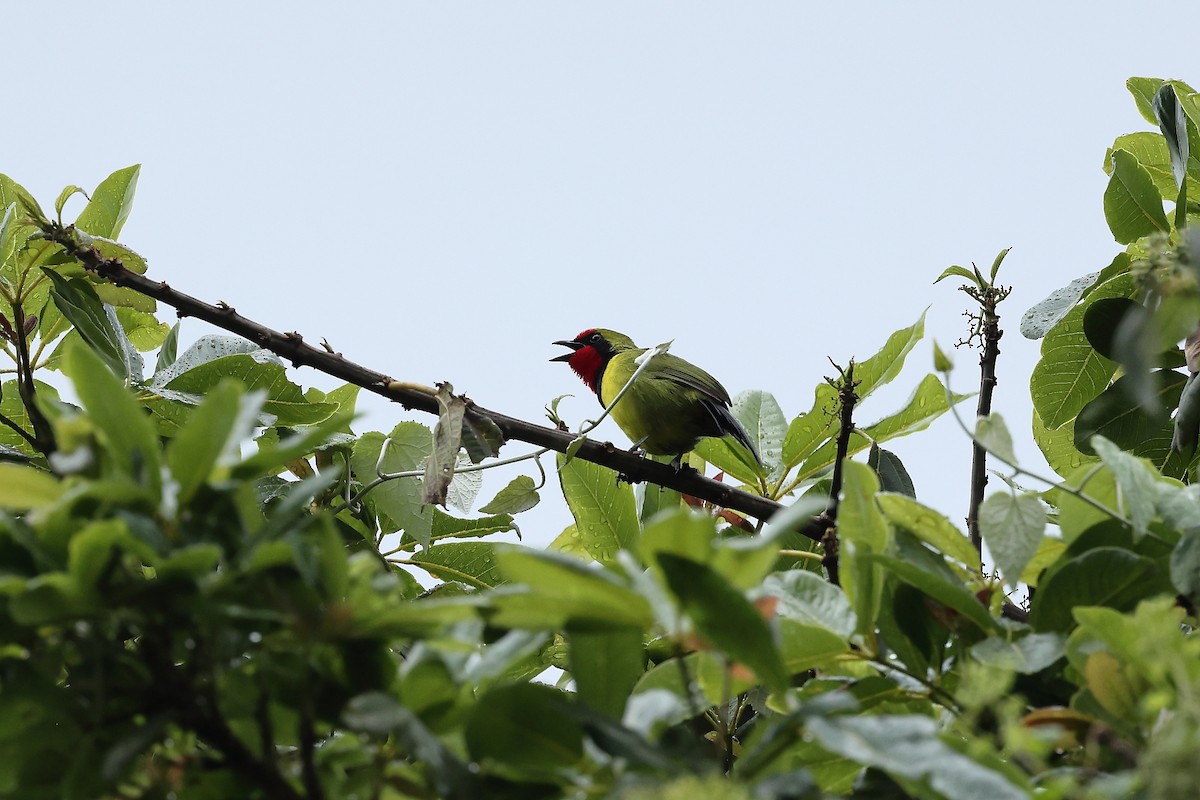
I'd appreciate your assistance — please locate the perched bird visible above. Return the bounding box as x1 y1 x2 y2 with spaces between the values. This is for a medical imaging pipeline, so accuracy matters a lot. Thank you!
551 328 761 469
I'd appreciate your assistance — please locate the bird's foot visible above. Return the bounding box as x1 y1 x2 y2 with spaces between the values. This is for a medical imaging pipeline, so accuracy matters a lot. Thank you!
667 454 699 474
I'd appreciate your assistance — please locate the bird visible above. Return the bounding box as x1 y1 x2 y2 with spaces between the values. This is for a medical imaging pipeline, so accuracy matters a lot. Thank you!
551 328 761 469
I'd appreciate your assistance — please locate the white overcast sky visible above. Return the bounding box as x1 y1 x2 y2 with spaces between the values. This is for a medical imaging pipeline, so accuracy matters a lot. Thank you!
6 4 1194 547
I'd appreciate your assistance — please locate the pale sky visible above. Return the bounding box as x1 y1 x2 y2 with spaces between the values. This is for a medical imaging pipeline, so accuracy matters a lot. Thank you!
6 3 1194 548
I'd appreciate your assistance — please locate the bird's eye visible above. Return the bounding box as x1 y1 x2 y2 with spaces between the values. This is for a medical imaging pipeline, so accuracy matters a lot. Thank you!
590 333 601 342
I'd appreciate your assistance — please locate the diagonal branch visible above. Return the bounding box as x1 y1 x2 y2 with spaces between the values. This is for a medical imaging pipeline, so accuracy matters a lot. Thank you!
41 223 825 538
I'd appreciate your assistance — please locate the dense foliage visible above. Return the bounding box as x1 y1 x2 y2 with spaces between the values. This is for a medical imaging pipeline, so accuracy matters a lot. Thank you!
1 76 1200 799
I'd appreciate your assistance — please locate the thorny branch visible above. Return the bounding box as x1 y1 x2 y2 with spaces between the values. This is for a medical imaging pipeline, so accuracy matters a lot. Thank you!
41 222 827 540
958 282 1011 554
818 359 859 587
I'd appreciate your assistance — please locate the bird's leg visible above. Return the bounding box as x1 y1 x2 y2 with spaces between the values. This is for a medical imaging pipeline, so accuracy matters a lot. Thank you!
666 454 701 474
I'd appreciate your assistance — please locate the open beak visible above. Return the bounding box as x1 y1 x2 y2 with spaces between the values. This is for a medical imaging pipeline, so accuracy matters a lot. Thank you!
550 340 582 362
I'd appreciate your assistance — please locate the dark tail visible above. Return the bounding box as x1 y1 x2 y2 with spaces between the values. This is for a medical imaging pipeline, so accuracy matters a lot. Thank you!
703 398 762 467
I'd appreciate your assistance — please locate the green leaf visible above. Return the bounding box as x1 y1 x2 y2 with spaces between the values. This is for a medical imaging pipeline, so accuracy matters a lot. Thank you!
350 426 434 546
637 473 682 523
0 464 62 510
657 553 789 693
854 308 927 400
1173 370 1200 456
778 619 851 672
1029 548 1160 632
68 519 153 591
1047 464 1120 543
549 523 589 558
932 339 954 372
697 390 781 483
493 545 653 629
150 334 255 382
154 322 180 373
113 308 168 352
763 569 857 639
805 715 1026 800
782 382 838 468
54 186 87 221
1104 149 1170 243
1153 83 1190 188
568 627 644 717
1033 408 1098 479
429 509 516 543
1128 77 1168 125
1021 256 1127 343
91 238 150 279
979 492 1046 589
411 542 504 589
639 507 717 569
465 683 583 776
1075 369 1185 461
971 632 1065 674
838 461 889 638
557 452 638 564
865 373 972 443
1169 529 1200 603
167 382 264 504
1104 133 1176 200
732 389 787 477
343 692 478 799
1091 436 1158 537
234 414 358 480
9 573 92 625
975 412 1016 465
74 165 139 239
876 493 980 571
1153 482 1200 533
988 247 1011 281
43 269 142 382
872 532 998 634
0 379 59 457
868 445 915 498
1031 273 1132 429
639 506 780 591
163 352 335 426
478 475 540 515
933 265 980 285
0 203 18 267
63 339 161 495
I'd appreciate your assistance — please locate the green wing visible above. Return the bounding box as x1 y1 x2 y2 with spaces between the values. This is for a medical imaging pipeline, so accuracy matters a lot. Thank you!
646 353 733 405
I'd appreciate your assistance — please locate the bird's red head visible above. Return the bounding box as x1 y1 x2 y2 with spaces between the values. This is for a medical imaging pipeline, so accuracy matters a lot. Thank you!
551 328 609 394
